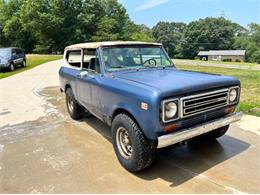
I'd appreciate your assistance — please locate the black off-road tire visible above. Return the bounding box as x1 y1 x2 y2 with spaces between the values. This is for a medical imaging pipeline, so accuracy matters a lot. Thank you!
65 88 84 120
112 113 157 172
22 60 27 67
203 125 229 140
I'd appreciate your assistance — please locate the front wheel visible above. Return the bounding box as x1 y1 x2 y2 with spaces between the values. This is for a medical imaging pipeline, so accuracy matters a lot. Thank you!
112 113 157 172
9 63 15 71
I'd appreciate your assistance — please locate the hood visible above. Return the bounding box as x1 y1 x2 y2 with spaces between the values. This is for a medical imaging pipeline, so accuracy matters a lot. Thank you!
113 68 240 97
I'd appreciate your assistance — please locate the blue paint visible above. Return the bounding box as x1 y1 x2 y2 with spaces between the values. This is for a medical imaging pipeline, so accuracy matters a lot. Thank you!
59 45 240 140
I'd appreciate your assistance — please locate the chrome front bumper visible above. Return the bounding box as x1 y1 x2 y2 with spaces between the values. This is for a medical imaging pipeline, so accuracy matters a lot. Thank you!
157 112 243 148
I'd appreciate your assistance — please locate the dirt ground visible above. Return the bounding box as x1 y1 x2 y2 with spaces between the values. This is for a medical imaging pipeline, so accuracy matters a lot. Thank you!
0 60 260 193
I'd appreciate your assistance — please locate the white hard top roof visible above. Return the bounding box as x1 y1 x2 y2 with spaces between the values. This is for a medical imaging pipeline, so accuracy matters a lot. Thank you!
65 41 162 50
198 50 246 56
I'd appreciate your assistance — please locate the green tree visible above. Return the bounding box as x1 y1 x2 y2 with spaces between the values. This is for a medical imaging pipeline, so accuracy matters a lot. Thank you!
20 0 84 53
91 0 131 41
127 23 154 42
180 17 242 59
0 0 35 51
75 0 106 42
152 22 186 58
234 23 260 63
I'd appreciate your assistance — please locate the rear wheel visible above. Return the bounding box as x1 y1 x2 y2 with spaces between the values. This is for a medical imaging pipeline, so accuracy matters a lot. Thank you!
65 88 84 119
112 113 157 172
22 60 26 67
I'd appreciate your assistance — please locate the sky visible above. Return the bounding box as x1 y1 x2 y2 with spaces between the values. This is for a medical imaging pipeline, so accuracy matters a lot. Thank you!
118 0 260 28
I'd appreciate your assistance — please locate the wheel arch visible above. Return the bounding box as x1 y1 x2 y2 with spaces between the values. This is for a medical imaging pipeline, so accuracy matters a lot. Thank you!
112 108 137 124
64 83 71 92
111 107 149 139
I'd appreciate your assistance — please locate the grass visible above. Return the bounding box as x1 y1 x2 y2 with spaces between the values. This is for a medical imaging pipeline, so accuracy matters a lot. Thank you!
176 64 260 117
0 55 62 79
174 59 260 67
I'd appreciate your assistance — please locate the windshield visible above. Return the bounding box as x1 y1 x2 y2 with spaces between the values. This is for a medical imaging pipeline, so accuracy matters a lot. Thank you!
102 46 173 71
0 49 11 59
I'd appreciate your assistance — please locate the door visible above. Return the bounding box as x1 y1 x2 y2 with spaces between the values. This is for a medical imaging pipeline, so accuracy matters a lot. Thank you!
77 72 93 110
16 49 24 63
11 49 18 65
12 49 23 65
77 49 102 117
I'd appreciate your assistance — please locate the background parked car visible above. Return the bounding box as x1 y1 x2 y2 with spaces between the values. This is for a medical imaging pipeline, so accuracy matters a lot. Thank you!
0 47 26 72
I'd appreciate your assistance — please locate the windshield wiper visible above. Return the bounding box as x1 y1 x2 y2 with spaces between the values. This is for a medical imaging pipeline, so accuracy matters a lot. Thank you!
143 64 157 68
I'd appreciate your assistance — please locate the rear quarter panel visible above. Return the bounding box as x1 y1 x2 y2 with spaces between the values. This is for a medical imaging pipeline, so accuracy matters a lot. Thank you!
59 59 79 99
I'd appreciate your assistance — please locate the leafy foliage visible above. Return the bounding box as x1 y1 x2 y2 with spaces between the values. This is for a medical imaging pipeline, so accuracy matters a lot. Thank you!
178 17 245 59
0 0 259 63
152 22 186 58
0 0 153 53
234 23 260 63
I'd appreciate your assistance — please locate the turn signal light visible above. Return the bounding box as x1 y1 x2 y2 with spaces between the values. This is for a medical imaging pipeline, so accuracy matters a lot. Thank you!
164 124 177 133
226 106 235 113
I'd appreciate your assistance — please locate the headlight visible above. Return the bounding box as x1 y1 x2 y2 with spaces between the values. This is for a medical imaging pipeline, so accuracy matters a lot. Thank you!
162 99 179 122
229 89 237 102
228 87 239 104
165 102 177 118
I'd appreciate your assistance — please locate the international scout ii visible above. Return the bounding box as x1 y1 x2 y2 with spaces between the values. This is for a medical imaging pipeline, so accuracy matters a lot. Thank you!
59 41 242 172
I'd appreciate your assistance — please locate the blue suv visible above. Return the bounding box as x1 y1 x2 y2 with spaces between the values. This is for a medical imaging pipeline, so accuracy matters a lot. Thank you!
59 41 242 172
0 47 26 72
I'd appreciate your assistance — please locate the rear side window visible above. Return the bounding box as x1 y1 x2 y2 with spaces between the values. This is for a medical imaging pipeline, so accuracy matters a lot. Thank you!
82 49 100 73
66 50 81 68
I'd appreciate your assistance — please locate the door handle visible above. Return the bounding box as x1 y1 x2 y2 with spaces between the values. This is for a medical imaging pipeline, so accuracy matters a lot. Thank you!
88 74 95 79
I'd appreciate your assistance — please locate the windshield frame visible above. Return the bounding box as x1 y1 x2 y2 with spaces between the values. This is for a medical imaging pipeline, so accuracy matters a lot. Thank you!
100 45 175 72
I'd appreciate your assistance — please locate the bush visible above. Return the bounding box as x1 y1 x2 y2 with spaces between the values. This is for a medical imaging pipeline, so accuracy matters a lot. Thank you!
235 59 241 62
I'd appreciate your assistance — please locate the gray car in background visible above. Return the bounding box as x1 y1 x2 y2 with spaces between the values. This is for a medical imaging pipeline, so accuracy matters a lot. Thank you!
0 47 26 72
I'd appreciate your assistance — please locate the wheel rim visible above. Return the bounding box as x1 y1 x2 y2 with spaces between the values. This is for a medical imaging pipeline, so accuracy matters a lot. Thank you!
10 64 14 71
67 95 74 113
116 127 132 159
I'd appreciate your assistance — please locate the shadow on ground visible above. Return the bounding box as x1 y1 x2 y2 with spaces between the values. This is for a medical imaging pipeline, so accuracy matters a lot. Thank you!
42 86 250 187
84 116 249 186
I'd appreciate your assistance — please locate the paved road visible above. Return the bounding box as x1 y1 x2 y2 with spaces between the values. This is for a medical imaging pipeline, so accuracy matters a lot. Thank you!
173 59 260 71
0 61 260 193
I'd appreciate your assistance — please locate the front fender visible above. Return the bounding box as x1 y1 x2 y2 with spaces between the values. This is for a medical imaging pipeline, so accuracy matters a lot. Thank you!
98 76 162 140
110 99 161 140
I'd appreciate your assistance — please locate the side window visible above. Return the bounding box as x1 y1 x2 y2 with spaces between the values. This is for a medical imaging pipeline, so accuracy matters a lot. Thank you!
17 49 23 55
66 50 81 68
12 49 17 56
83 49 100 74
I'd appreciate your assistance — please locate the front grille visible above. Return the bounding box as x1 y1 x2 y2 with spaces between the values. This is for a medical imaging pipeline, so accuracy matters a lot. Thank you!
181 89 229 117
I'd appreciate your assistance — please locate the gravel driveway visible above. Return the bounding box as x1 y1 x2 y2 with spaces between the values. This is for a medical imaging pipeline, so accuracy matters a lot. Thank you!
0 60 259 193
